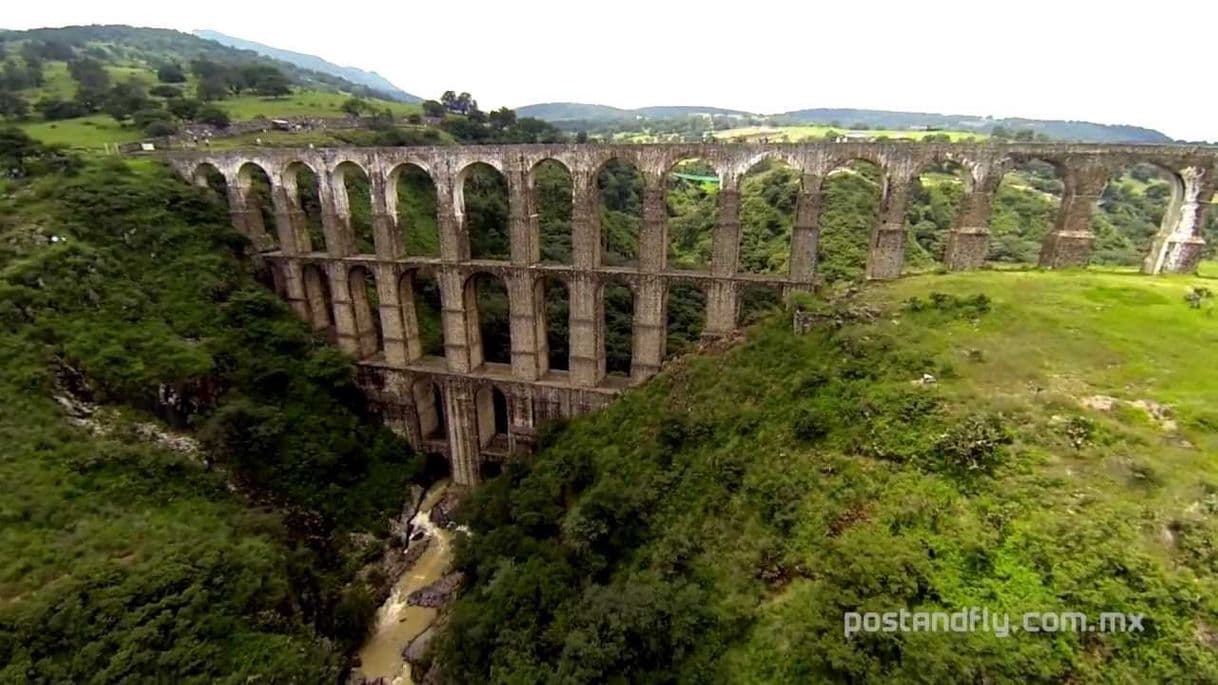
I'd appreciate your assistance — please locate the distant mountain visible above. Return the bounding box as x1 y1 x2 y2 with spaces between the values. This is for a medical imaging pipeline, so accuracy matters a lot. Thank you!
194 29 421 103
516 101 1171 144
778 108 1171 144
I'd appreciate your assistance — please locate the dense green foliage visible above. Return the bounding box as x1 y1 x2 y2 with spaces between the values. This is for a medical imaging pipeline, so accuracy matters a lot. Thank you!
437 271 1218 682
0 131 423 682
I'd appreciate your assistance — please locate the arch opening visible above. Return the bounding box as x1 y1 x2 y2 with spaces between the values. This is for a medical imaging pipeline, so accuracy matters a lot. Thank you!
739 285 783 326
904 160 970 273
192 163 227 198
392 164 439 257
666 283 707 360
603 280 634 377
540 276 569 373
597 159 643 267
985 159 1064 266
348 266 382 359
463 272 511 369
666 158 719 271
412 379 447 441
475 385 510 448
237 162 278 251
335 162 375 255
460 163 510 261
1092 163 1181 268
534 159 573 264
739 158 799 275
404 267 445 359
301 264 335 339
817 160 884 284
286 162 326 253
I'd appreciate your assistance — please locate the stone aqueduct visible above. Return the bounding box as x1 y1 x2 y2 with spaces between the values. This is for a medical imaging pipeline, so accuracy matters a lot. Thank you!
166 142 1215 485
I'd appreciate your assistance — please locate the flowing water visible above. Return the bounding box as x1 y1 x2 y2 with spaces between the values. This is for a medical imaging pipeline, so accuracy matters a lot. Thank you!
355 481 453 685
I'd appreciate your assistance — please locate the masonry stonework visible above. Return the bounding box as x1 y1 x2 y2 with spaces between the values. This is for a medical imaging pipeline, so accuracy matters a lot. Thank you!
171 142 1217 486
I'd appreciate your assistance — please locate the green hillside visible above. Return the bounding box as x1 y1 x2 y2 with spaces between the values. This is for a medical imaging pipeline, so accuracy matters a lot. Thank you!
437 269 1218 682
0 25 419 149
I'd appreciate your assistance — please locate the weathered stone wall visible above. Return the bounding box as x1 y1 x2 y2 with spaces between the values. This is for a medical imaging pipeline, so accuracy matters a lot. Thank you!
167 142 1217 485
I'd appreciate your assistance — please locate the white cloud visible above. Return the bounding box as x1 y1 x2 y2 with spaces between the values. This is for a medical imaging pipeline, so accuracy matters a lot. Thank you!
7 0 1214 140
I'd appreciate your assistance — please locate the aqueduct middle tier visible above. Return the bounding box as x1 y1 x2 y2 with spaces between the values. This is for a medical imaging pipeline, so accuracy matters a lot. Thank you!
166 142 1216 485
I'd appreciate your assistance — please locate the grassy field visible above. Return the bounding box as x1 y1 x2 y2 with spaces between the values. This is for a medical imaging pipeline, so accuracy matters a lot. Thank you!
711 124 988 142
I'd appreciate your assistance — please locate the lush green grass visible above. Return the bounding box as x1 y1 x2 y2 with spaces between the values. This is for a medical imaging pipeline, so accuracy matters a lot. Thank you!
438 268 1218 682
711 124 988 142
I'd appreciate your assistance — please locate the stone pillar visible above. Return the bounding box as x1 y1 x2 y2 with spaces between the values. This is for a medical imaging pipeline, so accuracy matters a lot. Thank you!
1040 162 1109 268
1143 166 1212 274
943 162 1001 271
327 263 360 356
508 387 537 455
443 382 481 487
371 171 402 259
704 280 738 336
633 276 666 380
867 166 913 280
510 165 539 265
639 176 667 273
374 263 407 366
569 273 605 386
280 259 310 322
397 271 424 362
507 272 544 381
319 172 355 257
437 172 469 262
270 182 309 255
571 173 600 269
438 268 472 372
224 177 274 251
788 173 822 288
711 175 741 277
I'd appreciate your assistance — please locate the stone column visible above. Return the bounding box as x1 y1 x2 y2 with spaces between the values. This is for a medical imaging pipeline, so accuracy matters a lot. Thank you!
569 273 605 386
374 263 407 366
710 175 741 277
507 386 537 455
788 172 822 288
371 171 402 259
397 271 425 362
278 259 310 322
1040 161 1109 268
270 182 309 255
867 166 913 280
510 164 539 265
704 280 738 336
943 162 1001 271
443 382 481 487
639 176 667 273
438 267 472 373
224 175 274 251
327 263 360 356
319 172 355 257
507 271 544 381
1143 166 1212 274
436 172 469 262
571 172 600 269
632 276 666 380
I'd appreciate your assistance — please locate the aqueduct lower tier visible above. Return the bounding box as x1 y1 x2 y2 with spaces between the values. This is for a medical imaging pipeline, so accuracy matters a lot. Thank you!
167 142 1216 485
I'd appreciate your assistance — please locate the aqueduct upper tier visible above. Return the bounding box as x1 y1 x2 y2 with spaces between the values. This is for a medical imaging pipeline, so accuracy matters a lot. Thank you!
167 142 1216 485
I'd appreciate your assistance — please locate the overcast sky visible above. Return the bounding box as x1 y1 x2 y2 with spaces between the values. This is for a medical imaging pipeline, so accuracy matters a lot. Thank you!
6 1 1215 141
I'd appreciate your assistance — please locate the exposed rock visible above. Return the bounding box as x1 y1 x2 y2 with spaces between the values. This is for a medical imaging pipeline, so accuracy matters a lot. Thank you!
407 571 465 609
402 625 435 665
911 373 937 386
1080 395 1120 412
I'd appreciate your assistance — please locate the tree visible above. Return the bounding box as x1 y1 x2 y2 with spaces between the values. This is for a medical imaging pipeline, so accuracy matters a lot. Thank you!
0 91 29 120
68 57 111 112
440 90 457 109
422 100 446 118
35 98 85 121
166 97 202 120
157 62 187 83
341 97 369 117
488 106 516 130
197 75 229 102
196 105 231 129
149 84 182 98
103 80 152 122
246 65 291 97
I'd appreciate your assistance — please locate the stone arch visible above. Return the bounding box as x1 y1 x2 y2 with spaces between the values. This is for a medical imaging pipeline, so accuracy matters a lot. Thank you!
601 277 635 377
236 162 278 250
531 158 573 264
402 267 444 358
665 281 707 360
456 162 510 261
191 162 227 196
1091 161 1188 268
666 157 721 271
412 379 446 441
332 161 375 255
537 274 570 373
389 162 439 257
284 160 326 253
348 265 382 359
985 157 1065 265
474 384 510 448
462 271 512 369
595 157 644 267
738 156 800 275
905 158 974 271
301 263 334 337
817 159 885 283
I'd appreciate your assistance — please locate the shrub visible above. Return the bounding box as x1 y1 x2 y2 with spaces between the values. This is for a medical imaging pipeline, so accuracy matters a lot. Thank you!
932 412 1012 476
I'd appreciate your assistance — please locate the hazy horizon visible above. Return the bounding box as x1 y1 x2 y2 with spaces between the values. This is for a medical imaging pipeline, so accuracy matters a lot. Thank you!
5 1 1214 141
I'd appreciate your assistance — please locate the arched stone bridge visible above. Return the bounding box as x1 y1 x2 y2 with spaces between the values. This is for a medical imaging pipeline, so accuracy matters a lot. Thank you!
166 142 1216 485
